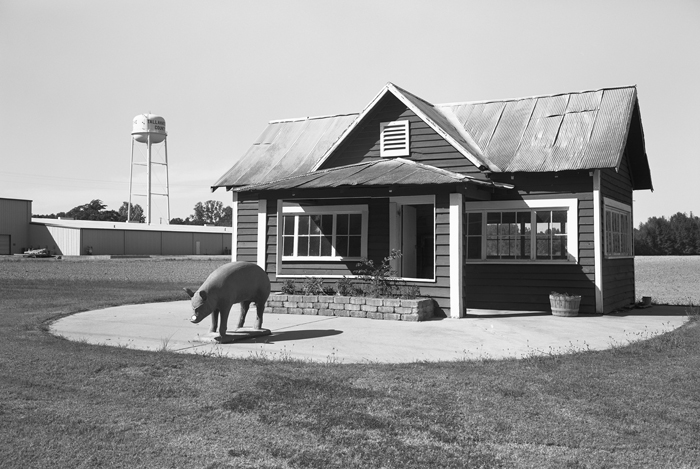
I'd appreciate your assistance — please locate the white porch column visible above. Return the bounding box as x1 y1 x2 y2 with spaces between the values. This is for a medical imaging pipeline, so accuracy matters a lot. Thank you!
231 192 238 262
257 199 267 269
449 193 464 318
593 170 604 313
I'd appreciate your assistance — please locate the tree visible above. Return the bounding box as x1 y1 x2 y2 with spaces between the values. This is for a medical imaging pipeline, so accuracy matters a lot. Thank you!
190 200 231 226
118 202 145 223
635 212 700 255
64 200 120 221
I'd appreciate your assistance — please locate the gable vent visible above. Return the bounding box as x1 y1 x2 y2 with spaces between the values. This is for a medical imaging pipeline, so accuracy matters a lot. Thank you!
380 120 410 157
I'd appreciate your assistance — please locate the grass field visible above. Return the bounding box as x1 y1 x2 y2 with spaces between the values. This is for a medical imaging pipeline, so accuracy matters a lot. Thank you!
635 256 700 305
1 257 698 468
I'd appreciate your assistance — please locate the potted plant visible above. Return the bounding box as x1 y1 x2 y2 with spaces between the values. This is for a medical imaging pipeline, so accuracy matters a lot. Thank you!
549 291 582 317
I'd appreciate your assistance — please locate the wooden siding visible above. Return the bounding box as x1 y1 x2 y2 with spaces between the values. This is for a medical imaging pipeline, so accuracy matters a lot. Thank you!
320 93 482 175
235 199 259 263
600 149 636 311
430 193 452 317
238 191 454 317
464 172 597 314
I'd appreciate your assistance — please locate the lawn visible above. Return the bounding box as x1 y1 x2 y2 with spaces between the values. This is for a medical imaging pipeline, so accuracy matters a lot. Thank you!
1 257 698 468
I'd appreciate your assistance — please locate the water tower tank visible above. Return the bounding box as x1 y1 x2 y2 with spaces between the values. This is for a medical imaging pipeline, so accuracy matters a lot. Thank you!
132 114 167 143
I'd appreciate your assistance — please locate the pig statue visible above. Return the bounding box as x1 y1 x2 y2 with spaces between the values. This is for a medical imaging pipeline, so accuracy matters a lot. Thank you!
184 261 271 337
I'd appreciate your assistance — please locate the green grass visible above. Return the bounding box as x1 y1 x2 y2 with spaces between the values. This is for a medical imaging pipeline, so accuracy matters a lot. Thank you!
1 259 699 468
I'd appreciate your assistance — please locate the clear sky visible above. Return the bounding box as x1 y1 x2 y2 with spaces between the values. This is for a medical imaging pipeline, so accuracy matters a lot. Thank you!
1 0 698 224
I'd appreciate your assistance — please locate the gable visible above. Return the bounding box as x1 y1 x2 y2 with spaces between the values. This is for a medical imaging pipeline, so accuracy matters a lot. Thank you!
319 93 484 176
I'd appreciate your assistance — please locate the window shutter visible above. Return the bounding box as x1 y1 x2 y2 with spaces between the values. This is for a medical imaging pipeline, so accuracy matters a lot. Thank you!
380 120 410 157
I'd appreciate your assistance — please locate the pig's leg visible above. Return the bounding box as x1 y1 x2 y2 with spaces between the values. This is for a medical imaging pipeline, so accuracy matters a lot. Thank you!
219 304 231 337
237 301 251 329
254 301 265 330
210 310 219 333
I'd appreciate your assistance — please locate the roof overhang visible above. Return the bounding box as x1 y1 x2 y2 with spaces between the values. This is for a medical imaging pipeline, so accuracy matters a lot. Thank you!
229 158 513 194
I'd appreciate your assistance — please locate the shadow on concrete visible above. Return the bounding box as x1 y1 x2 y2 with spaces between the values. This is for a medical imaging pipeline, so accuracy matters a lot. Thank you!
263 329 343 343
610 305 692 318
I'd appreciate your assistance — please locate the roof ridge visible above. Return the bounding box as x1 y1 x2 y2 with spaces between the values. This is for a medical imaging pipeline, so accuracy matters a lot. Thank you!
269 112 358 124
436 85 638 107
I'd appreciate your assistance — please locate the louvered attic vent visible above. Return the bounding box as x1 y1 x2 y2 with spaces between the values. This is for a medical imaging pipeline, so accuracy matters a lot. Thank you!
380 120 410 157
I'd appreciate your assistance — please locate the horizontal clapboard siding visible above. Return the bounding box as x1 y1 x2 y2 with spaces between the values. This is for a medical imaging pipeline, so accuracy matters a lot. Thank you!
321 93 482 175
601 150 636 311
464 174 597 314
235 199 258 263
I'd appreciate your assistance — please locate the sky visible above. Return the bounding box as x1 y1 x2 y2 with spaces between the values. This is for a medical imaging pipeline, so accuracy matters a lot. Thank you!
1 0 698 225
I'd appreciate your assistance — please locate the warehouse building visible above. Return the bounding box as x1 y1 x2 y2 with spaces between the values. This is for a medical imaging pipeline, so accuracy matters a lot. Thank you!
1 198 231 256
0 198 31 255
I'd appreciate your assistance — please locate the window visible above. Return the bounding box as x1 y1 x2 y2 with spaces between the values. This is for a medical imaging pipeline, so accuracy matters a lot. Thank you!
280 204 368 260
604 199 633 257
380 120 410 157
465 199 578 263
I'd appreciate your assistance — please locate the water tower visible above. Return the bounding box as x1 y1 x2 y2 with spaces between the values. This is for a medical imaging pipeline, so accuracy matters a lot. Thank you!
128 114 170 224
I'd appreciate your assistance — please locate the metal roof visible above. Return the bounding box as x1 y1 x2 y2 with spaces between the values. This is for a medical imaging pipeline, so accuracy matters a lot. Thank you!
212 114 357 189
231 158 512 193
31 218 231 233
436 86 640 173
213 83 651 191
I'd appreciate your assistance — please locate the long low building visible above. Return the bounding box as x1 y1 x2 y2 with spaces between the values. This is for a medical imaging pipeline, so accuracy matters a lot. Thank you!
1 198 231 256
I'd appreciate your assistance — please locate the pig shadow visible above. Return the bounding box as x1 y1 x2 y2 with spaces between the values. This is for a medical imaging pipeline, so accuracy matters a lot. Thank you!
259 329 343 343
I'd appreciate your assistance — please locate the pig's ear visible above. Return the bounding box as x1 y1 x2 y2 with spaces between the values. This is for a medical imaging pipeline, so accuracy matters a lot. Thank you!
199 290 208 301
183 288 195 298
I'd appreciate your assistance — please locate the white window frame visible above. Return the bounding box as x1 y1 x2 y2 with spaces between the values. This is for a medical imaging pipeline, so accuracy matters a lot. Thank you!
464 198 579 264
279 203 368 262
380 120 410 157
603 198 633 258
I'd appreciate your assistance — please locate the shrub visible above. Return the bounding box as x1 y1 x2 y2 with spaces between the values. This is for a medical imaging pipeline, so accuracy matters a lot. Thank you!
301 277 326 295
281 279 296 295
335 276 354 296
355 250 402 298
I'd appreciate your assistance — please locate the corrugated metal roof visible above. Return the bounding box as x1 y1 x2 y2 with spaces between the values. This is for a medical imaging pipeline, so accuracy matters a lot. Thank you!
30 218 231 233
232 158 512 193
435 86 639 172
212 114 357 189
213 83 650 191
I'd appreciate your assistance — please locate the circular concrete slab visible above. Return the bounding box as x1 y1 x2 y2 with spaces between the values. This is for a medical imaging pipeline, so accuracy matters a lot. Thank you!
49 301 690 364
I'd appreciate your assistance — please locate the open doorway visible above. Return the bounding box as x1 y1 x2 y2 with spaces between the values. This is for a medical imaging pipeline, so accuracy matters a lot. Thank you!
391 199 434 279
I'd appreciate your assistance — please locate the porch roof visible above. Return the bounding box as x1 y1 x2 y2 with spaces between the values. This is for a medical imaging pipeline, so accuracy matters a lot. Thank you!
229 158 513 193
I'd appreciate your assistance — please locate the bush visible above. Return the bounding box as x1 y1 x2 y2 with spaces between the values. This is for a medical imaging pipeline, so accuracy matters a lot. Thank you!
301 277 328 295
355 250 402 298
281 279 296 295
335 276 354 296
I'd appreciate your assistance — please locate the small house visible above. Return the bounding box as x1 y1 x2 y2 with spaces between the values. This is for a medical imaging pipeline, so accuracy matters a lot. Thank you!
212 83 652 316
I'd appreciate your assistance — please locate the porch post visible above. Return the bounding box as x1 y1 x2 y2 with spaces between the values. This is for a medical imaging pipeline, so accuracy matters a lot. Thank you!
449 193 464 318
257 199 267 270
593 170 604 313
231 192 238 262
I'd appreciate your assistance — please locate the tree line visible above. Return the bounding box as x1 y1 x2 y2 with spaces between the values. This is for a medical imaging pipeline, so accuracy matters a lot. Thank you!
635 212 700 255
34 199 232 227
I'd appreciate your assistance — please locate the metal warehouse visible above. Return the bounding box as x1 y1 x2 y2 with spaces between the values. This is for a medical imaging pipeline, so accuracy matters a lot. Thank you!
1 198 231 257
